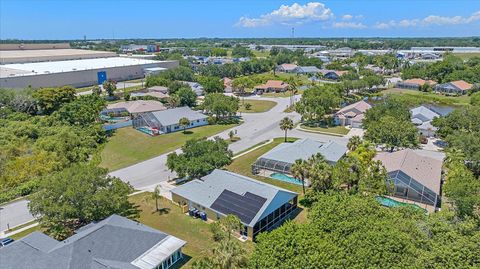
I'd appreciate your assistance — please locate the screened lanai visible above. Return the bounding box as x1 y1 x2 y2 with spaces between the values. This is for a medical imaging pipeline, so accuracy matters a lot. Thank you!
252 158 292 175
387 170 440 207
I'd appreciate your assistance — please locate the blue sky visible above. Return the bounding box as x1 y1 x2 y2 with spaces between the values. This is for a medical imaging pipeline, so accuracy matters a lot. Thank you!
1 0 479 39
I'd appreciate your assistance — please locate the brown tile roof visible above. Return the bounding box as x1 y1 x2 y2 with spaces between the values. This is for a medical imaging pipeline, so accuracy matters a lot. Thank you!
279 63 298 71
223 77 232 87
374 149 443 194
450 80 473 91
256 80 289 90
337 100 372 115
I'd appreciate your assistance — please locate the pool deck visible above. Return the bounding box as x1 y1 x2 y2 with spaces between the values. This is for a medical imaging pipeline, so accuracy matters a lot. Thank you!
383 195 436 213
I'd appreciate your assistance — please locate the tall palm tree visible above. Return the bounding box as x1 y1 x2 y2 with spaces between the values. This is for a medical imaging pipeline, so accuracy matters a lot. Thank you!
279 117 294 142
286 77 298 107
291 159 308 194
151 185 161 212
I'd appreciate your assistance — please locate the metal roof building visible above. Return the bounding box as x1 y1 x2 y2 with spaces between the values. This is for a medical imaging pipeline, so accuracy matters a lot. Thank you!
171 169 298 240
252 138 347 176
0 214 186 269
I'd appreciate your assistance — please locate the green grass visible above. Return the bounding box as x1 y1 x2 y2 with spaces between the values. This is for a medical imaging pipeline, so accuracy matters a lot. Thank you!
300 124 350 135
9 225 41 240
381 88 471 107
252 50 270 58
100 124 238 171
453 52 480 60
238 99 277 113
130 192 254 268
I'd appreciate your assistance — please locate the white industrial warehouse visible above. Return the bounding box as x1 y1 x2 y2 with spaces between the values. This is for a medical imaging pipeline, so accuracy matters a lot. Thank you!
0 43 178 88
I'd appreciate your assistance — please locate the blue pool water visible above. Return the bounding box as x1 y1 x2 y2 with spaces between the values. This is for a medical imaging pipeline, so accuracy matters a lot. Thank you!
270 173 303 186
375 196 427 213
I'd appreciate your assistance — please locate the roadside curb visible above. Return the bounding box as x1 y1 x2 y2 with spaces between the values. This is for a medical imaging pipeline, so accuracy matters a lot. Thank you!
2 222 39 238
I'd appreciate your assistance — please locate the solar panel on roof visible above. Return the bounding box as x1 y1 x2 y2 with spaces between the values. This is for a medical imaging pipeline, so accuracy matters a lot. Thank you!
210 190 267 224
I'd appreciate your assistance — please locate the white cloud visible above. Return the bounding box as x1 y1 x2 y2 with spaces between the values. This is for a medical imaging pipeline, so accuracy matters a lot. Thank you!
375 10 480 29
342 14 353 21
236 2 334 27
332 21 367 29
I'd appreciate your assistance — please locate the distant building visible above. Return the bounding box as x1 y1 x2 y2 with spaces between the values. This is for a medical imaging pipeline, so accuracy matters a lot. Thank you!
105 100 166 116
120 44 159 53
334 100 372 128
0 214 186 269
276 63 298 73
171 169 298 240
396 78 437 90
132 106 208 136
374 149 443 211
254 80 289 94
410 105 440 137
223 77 233 93
252 138 347 183
435 80 473 95
293 66 321 75
180 81 204 96
318 69 347 80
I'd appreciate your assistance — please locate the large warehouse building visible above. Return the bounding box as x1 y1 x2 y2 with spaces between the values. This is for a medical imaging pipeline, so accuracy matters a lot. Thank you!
0 43 179 88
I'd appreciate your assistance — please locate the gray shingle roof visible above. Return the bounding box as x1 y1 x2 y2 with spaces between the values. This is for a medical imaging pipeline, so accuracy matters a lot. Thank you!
171 169 298 227
410 105 439 123
149 106 208 126
0 215 186 269
258 138 347 165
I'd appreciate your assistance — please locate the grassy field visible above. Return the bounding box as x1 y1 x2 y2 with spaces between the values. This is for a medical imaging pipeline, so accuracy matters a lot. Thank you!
100 124 238 171
238 99 277 113
9 225 41 240
381 88 471 106
454 53 480 60
300 124 350 135
130 193 254 268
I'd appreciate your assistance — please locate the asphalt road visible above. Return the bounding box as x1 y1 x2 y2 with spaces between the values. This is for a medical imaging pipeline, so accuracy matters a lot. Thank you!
0 199 34 233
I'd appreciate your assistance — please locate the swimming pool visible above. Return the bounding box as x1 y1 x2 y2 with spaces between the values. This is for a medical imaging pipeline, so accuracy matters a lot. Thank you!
270 173 303 186
375 196 427 213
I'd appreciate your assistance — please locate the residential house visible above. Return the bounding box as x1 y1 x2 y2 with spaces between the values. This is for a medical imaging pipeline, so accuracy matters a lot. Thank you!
171 169 298 240
276 63 298 73
252 138 347 183
180 81 204 96
374 149 443 211
293 66 321 75
318 69 347 80
435 80 473 95
147 86 169 94
104 100 166 117
410 105 440 137
254 80 289 94
0 214 186 269
223 77 233 93
132 106 208 135
334 100 372 128
396 78 437 90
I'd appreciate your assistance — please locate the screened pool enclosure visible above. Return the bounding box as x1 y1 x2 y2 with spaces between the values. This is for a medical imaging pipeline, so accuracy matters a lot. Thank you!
252 157 292 175
387 170 440 207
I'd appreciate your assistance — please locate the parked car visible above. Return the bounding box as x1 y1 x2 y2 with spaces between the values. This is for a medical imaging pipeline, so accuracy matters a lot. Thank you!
0 237 14 248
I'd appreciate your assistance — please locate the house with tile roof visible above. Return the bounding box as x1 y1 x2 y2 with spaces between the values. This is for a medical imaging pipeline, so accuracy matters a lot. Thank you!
293 66 321 75
254 80 289 94
435 80 473 95
396 78 437 90
105 100 167 116
0 215 186 269
410 105 440 137
171 169 298 240
334 100 372 128
374 149 443 211
318 69 348 80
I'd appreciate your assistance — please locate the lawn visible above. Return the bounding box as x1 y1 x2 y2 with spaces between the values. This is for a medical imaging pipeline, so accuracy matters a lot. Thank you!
238 99 277 113
130 192 254 268
453 52 480 60
9 225 41 240
100 123 238 171
381 88 471 107
300 124 350 136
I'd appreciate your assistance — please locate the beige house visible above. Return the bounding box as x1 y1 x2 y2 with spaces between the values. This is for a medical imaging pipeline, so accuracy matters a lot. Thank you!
106 100 166 116
334 100 372 128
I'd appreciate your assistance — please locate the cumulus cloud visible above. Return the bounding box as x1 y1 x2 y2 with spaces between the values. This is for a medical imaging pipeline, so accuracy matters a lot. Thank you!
342 14 353 21
332 21 367 29
236 2 334 27
375 10 480 29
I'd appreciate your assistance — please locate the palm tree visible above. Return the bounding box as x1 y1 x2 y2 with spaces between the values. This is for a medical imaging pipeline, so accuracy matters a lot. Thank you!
291 159 308 194
444 148 465 168
347 136 362 151
211 240 247 269
286 77 298 107
151 185 161 212
279 117 294 142
179 117 190 133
